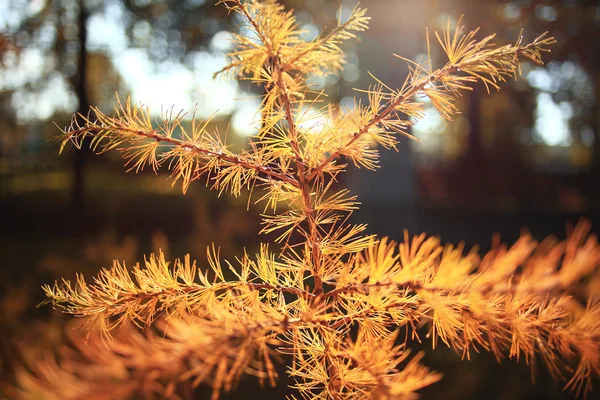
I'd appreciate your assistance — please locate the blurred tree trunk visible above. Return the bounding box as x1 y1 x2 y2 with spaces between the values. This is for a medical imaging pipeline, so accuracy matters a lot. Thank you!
460 2 485 203
71 0 89 214
466 87 482 161
463 0 483 163
591 72 600 181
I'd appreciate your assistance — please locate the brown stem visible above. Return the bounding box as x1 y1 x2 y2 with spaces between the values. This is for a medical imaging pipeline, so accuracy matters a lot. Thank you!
322 278 580 299
50 280 314 319
273 57 324 296
66 126 299 187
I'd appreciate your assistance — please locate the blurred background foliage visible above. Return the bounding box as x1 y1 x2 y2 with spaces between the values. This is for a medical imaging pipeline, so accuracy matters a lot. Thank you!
1 0 599 398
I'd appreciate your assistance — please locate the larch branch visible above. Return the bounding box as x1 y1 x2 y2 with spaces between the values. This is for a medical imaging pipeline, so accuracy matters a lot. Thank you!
307 38 554 181
65 126 299 187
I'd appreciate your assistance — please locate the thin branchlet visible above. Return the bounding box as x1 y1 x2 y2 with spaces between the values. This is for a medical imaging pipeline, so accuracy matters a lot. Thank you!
59 98 299 195
18 1 600 400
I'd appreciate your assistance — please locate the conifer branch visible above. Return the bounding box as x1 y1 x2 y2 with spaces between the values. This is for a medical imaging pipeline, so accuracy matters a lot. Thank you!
43 248 314 334
307 30 556 180
60 99 299 195
280 4 370 74
285 327 441 399
16 312 286 400
325 222 600 395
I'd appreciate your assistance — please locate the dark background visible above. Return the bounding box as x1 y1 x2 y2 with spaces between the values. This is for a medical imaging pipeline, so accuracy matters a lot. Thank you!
1 0 599 398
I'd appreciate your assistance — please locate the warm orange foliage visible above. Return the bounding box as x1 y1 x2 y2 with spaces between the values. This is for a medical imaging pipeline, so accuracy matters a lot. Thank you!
13 1 600 399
